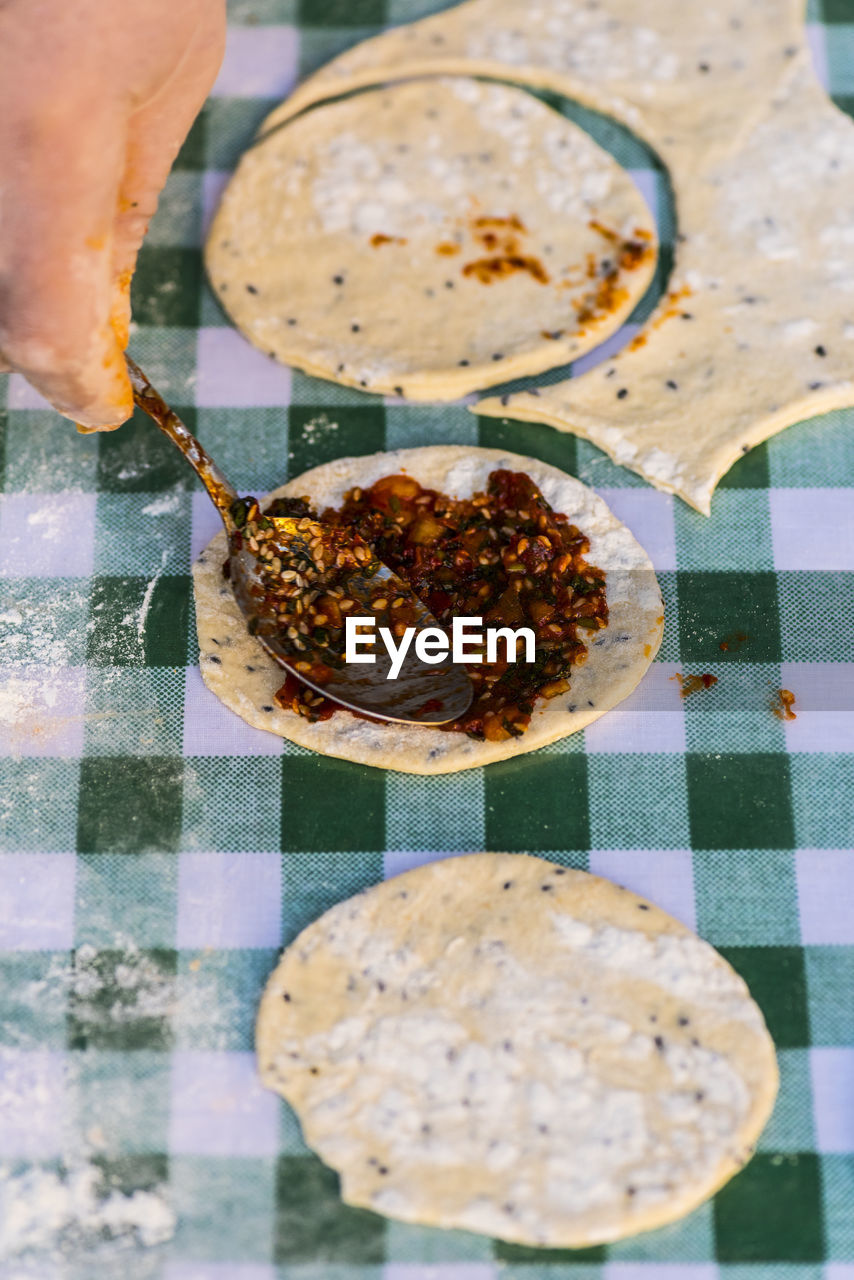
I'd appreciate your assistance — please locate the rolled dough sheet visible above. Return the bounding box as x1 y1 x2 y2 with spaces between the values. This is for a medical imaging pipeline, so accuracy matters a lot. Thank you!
206 77 656 401
260 0 854 512
192 446 663 774
257 853 779 1247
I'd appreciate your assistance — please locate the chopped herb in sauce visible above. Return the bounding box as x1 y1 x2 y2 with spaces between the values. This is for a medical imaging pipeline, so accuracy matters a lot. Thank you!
227 471 607 741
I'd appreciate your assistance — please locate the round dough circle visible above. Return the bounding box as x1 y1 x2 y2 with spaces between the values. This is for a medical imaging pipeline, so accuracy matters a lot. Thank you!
192 446 664 774
257 853 779 1248
205 77 657 400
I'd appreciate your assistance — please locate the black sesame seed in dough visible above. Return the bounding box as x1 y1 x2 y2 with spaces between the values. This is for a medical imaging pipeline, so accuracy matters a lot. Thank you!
207 654 221 664
492 353 504 361
698 61 710 72
502 881 513 890
261 705 273 712
394 386 404 396
459 359 470 366
445 280 455 289
815 345 827 356
666 379 678 390
616 388 629 399
333 275 344 285
287 318 298 326
637 902 649 910
282 992 291 1002
654 1035 665 1052
351 323 360 332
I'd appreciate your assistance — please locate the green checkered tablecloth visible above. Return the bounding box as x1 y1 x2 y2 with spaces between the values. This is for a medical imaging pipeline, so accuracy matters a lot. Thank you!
1 0 853 1274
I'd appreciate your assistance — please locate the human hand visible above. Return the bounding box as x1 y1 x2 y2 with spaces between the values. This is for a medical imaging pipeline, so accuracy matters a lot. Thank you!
0 0 225 429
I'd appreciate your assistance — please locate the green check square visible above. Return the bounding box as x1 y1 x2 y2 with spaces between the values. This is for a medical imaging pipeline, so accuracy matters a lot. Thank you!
607 1199 714 1261
93 1151 169 1196
0 760 80 851
182 757 283 851
717 440 771 489
205 97 279 171
97 405 198 493
0 953 71 1048
75 853 178 948
4 409 99 492
822 0 854 20
686 753 794 850
86 574 191 667
0 577 90 665
195 407 290 494
790 754 854 849
778 572 854 662
172 105 207 170
131 246 202 327
477 414 578 476
282 756 385 852
146 172 204 249
76 757 184 853
494 1241 605 1263
485 754 589 852
804 946 854 1043
693 849 800 946
718 946 809 1048
274 1153 385 1264
287 405 386 478
588 754 689 849
67 947 177 1050
298 0 386 23
767 407 854 487
674 491 774 572
822 1153 854 1259
386 403 478 450
173 949 278 1051
676 571 781 663
171 1155 276 1261
83 668 185 758
758 1049 816 1152
94 491 191 576
73 1051 172 1154
713 1152 824 1262
282 850 384 943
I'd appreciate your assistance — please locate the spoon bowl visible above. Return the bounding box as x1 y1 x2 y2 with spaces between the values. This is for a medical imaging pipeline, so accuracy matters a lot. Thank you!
126 356 473 725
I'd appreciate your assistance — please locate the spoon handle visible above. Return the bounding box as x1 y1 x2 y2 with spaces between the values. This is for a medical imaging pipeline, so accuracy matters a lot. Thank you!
125 355 240 532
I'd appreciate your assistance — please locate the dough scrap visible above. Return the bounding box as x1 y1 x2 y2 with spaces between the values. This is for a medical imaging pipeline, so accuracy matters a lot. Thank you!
206 77 656 400
257 853 779 1247
192 446 663 774
261 0 854 513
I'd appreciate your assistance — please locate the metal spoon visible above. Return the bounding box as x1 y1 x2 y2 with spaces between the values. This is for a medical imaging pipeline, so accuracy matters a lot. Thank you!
126 356 473 724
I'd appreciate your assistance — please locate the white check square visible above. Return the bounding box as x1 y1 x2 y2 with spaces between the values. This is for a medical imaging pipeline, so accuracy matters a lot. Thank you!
211 26 299 98
584 662 685 755
169 1051 280 1157
796 848 854 944
0 493 96 578
588 848 696 930
810 1047 854 1153
177 852 282 950
770 488 854 570
196 329 292 408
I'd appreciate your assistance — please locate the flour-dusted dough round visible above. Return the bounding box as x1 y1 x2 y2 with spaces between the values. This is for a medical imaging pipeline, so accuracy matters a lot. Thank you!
192 446 663 774
205 77 657 401
261 0 854 512
257 853 779 1248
